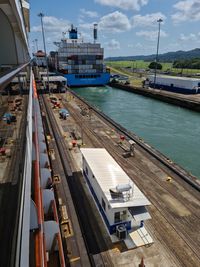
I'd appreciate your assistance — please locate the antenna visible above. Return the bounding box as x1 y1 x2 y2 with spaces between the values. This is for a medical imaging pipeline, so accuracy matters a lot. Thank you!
62 32 66 39
93 24 98 44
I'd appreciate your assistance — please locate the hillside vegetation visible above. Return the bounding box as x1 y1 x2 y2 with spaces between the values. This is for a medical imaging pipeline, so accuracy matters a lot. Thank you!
173 58 200 69
105 48 200 63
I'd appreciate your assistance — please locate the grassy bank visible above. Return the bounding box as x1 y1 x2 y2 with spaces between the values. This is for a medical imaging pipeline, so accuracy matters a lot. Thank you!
106 60 200 76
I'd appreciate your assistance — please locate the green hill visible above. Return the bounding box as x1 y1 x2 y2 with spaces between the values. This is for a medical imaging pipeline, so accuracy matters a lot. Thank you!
105 48 200 63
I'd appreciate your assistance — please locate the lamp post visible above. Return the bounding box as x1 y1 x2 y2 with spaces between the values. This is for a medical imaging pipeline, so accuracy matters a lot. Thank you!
35 38 38 51
32 41 36 53
38 12 50 93
154 18 163 88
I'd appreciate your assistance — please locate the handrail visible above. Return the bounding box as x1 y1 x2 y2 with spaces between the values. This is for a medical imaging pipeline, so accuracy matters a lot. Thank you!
14 70 33 266
0 62 30 90
33 77 46 267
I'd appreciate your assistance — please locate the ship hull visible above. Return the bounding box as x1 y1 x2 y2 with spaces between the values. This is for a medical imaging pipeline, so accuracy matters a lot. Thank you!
63 72 110 87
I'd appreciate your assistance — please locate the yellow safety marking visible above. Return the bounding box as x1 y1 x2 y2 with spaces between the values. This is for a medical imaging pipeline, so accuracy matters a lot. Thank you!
48 148 54 155
166 176 172 182
69 257 80 263
60 205 69 222
167 159 173 163
53 174 61 184
58 198 63 205
112 248 120 253
61 220 73 238
46 135 51 140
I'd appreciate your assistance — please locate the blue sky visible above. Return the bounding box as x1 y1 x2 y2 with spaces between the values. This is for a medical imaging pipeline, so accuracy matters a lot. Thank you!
29 0 200 57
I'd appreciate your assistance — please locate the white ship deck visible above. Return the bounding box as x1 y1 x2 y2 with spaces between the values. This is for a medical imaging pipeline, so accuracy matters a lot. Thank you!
81 148 151 209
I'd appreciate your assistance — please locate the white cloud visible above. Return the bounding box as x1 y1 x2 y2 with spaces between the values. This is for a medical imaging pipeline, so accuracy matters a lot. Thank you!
136 30 167 41
179 33 200 41
80 8 98 18
127 42 143 49
31 16 71 51
99 11 131 32
79 22 94 30
32 16 70 34
132 12 166 28
95 0 148 11
172 0 200 23
106 39 120 50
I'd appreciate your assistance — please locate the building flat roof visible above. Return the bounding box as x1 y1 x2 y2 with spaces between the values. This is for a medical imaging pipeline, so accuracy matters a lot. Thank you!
81 148 151 209
149 74 200 82
42 76 67 82
39 71 56 75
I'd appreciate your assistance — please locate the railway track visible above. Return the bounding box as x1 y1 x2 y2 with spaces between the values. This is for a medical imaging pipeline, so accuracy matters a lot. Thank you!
61 92 200 267
40 95 114 267
69 90 200 192
0 96 28 266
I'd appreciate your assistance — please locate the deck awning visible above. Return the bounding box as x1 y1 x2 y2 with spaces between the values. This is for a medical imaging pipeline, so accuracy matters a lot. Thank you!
128 206 151 221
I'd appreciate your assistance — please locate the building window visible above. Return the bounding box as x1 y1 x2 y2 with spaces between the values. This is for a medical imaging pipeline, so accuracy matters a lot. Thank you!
114 212 121 223
114 211 126 223
102 198 106 211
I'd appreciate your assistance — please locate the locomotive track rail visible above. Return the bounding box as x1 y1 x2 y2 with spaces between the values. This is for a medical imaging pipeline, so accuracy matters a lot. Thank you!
40 95 114 267
69 90 200 192
60 91 200 267
0 96 28 266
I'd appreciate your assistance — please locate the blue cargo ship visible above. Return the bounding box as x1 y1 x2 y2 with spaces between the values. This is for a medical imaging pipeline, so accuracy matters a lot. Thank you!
49 25 110 87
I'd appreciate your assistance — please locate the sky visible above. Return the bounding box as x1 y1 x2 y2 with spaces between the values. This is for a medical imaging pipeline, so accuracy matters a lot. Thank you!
29 0 200 57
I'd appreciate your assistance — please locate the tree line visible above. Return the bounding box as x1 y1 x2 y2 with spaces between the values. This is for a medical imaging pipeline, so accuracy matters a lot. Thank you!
173 58 200 69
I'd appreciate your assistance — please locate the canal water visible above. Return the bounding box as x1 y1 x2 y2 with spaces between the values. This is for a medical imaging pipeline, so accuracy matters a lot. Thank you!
73 86 200 179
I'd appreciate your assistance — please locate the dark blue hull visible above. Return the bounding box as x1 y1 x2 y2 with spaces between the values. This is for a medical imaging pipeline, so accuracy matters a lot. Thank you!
149 83 200 94
63 72 110 87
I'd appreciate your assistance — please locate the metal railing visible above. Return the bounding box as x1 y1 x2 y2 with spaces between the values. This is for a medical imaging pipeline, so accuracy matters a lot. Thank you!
0 62 30 91
14 70 33 267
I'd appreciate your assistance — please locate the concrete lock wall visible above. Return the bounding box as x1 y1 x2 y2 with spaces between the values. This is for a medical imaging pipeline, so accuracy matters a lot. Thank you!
14 33 27 64
0 8 18 65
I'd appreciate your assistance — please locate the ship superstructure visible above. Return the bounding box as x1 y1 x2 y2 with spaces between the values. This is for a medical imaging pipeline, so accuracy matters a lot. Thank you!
49 24 110 87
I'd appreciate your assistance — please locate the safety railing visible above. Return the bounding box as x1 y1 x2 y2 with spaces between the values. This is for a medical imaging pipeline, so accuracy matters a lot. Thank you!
14 69 33 266
0 62 30 91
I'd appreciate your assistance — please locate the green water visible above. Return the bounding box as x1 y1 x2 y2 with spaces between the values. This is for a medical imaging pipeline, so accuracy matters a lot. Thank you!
73 86 200 179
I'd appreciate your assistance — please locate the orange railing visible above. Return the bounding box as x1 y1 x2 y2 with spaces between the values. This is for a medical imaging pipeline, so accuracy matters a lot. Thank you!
33 75 65 267
33 76 46 267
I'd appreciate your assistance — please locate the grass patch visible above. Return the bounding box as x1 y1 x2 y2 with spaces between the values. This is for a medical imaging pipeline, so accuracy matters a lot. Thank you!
106 60 200 75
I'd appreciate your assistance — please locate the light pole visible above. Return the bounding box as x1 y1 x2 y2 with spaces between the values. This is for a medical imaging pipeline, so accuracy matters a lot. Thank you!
35 38 38 51
32 41 36 53
154 18 163 88
38 12 50 93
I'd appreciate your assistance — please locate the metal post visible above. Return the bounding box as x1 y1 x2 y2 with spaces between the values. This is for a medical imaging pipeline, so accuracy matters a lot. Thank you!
154 18 163 88
38 12 50 94
32 41 36 53
35 38 38 51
